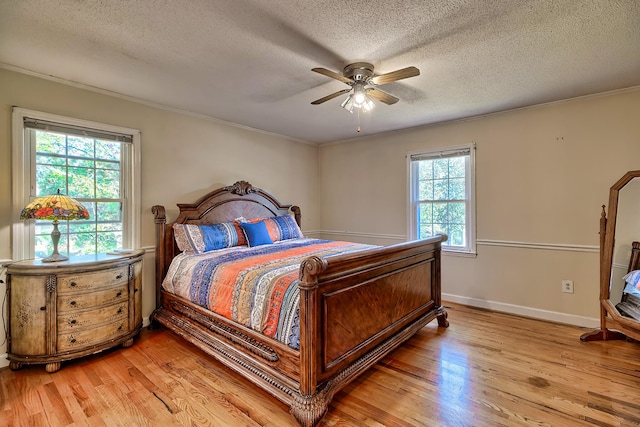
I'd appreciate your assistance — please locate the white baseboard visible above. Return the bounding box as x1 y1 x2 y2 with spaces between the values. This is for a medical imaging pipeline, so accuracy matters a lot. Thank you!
443 293 600 328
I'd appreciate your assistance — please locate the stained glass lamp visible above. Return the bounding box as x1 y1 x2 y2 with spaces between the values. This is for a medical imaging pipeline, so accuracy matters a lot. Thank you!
20 189 90 262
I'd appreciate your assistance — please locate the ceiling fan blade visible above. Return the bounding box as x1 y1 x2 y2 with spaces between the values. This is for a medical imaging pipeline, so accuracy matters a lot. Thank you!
311 67 353 84
369 66 420 86
311 89 351 105
367 88 399 105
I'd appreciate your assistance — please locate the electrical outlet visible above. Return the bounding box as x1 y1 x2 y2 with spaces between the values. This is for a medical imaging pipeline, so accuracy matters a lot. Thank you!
562 280 574 294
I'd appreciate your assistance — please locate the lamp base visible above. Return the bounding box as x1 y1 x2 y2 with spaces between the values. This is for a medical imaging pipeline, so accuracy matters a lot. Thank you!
41 253 69 263
43 219 68 262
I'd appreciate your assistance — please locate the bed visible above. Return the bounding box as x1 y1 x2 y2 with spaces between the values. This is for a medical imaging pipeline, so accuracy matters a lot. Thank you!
151 180 449 426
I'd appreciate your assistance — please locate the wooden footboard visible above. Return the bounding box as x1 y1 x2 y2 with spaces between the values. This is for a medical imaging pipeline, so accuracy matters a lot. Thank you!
294 236 447 425
151 181 448 427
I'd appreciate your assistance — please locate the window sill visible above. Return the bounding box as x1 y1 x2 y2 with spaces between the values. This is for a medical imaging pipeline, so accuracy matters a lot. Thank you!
442 249 477 258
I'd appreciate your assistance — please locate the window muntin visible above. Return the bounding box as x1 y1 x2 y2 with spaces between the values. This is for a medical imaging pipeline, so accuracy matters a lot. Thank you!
32 130 125 257
409 145 476 254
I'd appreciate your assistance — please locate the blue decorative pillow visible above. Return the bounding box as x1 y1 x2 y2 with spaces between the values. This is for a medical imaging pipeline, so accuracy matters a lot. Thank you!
245 215 304 242
240 221 274 247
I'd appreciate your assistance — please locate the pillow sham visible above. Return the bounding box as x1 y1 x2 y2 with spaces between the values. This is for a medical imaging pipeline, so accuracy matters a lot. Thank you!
243 215 304 242
174 222 244 254
240 221 274 247
268 215 304 241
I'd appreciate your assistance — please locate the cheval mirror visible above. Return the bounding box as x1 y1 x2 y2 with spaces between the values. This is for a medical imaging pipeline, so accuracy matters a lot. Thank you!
581 170 640 342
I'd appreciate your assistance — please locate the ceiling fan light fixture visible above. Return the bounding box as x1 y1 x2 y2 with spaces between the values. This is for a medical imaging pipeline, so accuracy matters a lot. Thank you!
353 83 367 104
313 62 417 115
341 83 375 113
340 95 355 113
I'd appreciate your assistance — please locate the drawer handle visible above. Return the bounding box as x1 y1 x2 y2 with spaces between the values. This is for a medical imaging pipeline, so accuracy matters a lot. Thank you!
117 307 123 314
116 274 123 280
70 281 77 287
117 324 123 331
70 301 77 306
70 319 77 325
40 306 46 311
70 338 77 343
116 291 123 298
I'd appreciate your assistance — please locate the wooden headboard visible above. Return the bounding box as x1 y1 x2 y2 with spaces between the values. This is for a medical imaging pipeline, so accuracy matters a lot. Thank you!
151 181 301 304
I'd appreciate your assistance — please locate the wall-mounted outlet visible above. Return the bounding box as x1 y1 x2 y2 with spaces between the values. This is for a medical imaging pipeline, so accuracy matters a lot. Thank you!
562 280 574 294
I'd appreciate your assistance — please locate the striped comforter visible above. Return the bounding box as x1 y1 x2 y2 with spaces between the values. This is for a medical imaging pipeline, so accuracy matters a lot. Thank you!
162 238 375 349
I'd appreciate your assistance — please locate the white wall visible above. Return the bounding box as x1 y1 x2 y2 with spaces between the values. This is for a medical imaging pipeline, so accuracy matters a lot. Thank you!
0 68 319 367
318 88 640 325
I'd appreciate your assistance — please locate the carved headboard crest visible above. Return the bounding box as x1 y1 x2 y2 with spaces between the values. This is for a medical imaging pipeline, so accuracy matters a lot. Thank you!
224 180 258 196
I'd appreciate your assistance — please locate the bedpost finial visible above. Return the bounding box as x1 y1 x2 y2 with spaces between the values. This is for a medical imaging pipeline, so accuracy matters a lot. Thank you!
298 256 328 289
152 205 166 223
226 181 258 196
291 205 302 227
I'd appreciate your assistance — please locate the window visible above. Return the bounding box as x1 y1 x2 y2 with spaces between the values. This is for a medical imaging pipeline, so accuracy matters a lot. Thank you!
408 144 476 254
12 108 141 260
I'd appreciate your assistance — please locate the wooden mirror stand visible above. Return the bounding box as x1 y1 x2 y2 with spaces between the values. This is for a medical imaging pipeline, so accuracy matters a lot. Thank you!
581 170 640 342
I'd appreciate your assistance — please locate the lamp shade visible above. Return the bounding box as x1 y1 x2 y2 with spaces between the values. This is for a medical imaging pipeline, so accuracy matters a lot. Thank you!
20 189 90 262
20 190 90 221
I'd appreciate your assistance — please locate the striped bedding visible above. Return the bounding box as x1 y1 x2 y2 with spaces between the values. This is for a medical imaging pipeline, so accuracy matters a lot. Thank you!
162 238 375 349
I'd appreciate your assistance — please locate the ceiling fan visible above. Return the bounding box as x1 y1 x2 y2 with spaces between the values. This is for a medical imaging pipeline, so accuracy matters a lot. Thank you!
310 62 420 112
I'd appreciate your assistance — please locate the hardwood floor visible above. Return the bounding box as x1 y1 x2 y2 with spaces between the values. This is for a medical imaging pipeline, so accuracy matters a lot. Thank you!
1 303 639 427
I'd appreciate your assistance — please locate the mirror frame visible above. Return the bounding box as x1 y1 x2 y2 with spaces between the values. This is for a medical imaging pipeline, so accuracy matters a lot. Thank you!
581 170 640 342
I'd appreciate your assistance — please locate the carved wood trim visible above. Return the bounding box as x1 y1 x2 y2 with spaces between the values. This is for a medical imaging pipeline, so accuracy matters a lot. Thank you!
168 300 279 363
153 308 297 400
45 275 57 356
298 256 329 396
224 180 258 195
291 205 302 227
152 204 167 310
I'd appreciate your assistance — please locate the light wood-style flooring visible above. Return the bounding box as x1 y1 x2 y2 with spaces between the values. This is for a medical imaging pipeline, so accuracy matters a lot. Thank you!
1 303 639 427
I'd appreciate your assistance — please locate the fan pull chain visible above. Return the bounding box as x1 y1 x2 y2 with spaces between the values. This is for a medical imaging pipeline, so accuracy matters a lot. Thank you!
357 109 361 132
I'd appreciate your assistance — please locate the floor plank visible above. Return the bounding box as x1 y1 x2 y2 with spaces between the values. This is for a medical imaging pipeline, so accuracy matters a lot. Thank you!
1 302 639 426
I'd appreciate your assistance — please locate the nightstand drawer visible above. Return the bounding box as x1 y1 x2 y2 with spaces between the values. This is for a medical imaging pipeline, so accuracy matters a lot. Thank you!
58 319 129 351
57 302 128 332
57 283 129 312
57 267 129 293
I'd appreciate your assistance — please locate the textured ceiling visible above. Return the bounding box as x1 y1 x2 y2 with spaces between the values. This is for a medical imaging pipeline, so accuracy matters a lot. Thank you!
1 0 639 144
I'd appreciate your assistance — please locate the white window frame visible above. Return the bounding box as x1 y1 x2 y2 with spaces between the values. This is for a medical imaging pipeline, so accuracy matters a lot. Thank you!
11 107 141 260
407 143 476 255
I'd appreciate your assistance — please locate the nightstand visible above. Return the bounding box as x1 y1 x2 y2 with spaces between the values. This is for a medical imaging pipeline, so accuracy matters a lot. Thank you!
5 250 144 372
